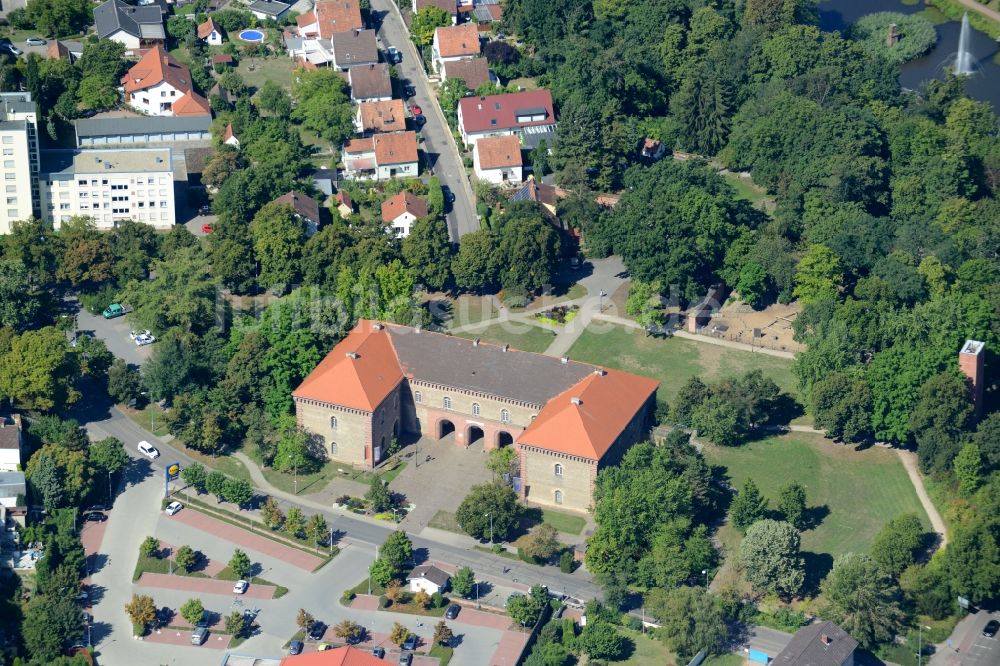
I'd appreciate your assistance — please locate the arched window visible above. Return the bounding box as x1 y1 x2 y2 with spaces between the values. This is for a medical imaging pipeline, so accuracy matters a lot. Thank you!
472 402 480 416
443 396 452 409
554 490 563 505
554 463 563 477
330 441 338 454
330 415 338 430
414 391 422 403
500 409 510 424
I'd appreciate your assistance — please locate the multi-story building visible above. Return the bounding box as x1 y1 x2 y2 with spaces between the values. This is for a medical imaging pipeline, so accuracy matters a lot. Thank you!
341 131 419 181
0 92 40 234
293 320 658 512
457 89 557 149
94 0 165 50
39 148 175 229
121 46 211 118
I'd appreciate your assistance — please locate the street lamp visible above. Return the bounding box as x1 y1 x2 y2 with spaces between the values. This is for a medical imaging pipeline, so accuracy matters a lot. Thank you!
485 512 493 543
702 569 709 587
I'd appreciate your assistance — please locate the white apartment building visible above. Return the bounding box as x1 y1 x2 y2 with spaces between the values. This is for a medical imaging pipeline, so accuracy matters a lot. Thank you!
40 149 175 230
0 92 40 235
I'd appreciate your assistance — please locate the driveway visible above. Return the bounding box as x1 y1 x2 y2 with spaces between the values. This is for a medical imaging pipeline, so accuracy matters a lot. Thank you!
369 0 480 240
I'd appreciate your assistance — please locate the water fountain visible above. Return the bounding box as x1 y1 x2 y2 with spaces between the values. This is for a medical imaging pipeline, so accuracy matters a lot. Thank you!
954 12 974 75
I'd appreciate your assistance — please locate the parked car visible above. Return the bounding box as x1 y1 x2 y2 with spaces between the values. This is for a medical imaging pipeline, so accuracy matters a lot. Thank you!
85 504 109 513
165 501 182 516
387 46 401 63
403 84 416 98
318 643 331 651
191 626 208 645
25 37 46 46
401 635 417 651
445 604 460 620
442 186 455 203
233 580 249 595
307 621 326 641
134 331 156 346
3 44 22 56
198 205 212 216
399 651 413 666
408 103 422 116
288 640 304 655
137 441 159 460
102 303 128 319
372 647 386 658
984 619 1000 638
83 512 106 523
201 223 213 234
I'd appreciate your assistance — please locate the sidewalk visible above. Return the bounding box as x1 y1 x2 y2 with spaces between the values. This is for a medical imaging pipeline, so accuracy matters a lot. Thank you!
136 572 276 599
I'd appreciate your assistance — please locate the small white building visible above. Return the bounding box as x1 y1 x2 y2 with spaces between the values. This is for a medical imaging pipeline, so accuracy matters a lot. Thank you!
248 0 290 21
0 415 25 473
431 23 480 74
0 472 25 509
406 564 450 596
197 17 225 46
473 134 522 185
342 131 419 181
223 123 240 148
381 191 428 237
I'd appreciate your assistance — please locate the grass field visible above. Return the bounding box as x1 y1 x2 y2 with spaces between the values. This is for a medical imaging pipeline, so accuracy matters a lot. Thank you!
237 56 296 92
567 324 801 408
455 322 556 353
447 295 499 328
428 509 463 534
702 433 931 563
720 171 774 212
620 628 677 665
540 508 586 535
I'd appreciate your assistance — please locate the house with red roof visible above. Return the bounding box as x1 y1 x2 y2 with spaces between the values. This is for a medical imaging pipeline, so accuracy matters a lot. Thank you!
431 23 480 74
121 45 210 117
381 190 428 237
457 89 556 149
197 16 224 45
293 321 658 512
341 132 419 181
286 0 364 66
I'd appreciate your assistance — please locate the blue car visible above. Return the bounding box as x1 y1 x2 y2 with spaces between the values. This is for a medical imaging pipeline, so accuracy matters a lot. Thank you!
288 640 304 655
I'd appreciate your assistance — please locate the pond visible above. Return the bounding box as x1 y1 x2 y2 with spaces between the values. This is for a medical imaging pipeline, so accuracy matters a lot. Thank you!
819 0 1000 113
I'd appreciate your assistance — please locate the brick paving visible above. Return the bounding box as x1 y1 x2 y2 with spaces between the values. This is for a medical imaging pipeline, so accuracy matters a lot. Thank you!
170 507 323 571
157 540 225 577
447 606 511 631
490 629 530 666
80 519 108 558
137 572 275 599
144 628 232 650
350 594 381 611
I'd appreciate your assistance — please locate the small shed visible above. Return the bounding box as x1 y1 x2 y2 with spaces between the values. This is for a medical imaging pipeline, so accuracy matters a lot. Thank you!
406 564 450 595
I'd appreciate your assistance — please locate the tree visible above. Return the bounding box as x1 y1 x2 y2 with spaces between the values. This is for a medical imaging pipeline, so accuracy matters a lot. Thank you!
228 549 251 580
181 462 207 493
334 619 363 643
390 622 410 645
793 244 842 304
729 478 768 532
366 480 393 512
649 586 728 661
26 444 91 510
222 477 254 508
507 585 548 627
672 376 711 425
452 566 475 597
909 372 975 474
870 514 926 577
285 506 306 538
954 443 984 496
578 621 627 660
175 545 196 573
292 69 355 144
205 470 227 502
456 481 524 542
737 520 805 598
261 496 285 530
0 327 79 411
369 557 397 587
427 176 445 216
106 358 144 405
433 620 454 646
124 593 157 631
77 72 119 110
225 611 248 638
414 589 431 608
411 6 450 46
273 428 312 473
251 202 305 292
25 0 91 37
380 530 413 573
626 280 665 330
90 437 129 477
777 483 807 530
23 594 85 662
486 446 517 480
0 259 43 330
403 217 452 290
180 598 205 626
296 608 315 632
140 536 160 559
822 553 905 649
691 395 746 446
496 207 562 295
307 513 329 546
257 80 292 116
452 230 500 292
812 372 872 443
522 524 561 561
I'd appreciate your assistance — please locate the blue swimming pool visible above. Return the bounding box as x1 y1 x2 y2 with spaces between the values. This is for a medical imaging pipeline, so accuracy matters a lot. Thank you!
238 29 265 42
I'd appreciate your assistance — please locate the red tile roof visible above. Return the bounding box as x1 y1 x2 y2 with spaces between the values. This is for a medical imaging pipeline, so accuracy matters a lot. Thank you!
172 91 211 116
280 645 390 665
458 89 555 134
299 0 363 37
336 191 353 210
373 132 418 165
381 191 428 222
415 0 455 14
434 23 480 58
273 190 321 222
122 45 194 95
344 137 375 154
197 16 222 39
475 134 522 170
212 53 234 64
358 99 406 132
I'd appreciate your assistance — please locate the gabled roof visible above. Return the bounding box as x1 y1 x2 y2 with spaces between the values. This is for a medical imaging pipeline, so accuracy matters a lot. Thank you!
519 367 658 460
373 132 418 165
212 53 234 64
330 29 378 66
172 91 211 116
0 415 22 451
197 16 222 39
358 99 406 132
434 23 480 58
773 621 858 666
442 57 491 89
248 0 290 16
458 89 555 134
475 134 522 170
307 0 364 38
343 137 374 154
273 190 321 223
293 320 404 412
222 123 237 143
94 0 165 40
510 178 557 207
280 645 390 665
407 564 450 587
336 190 353 209
47 40 71 60
348 64 392 101
122 45 193 95
381 191 428 222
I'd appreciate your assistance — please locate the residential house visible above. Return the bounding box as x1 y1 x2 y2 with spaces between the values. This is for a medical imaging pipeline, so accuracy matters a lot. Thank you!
341 131 418 181
406 564 450 595
334 190 354 217
412 0 457 24
472 0 501 24
0 472 25 509
330 29 379 70
773 621 858 666
286 0 364 67
381 191 428 237
197 17 225 46
220 645 388 665
293 320 658 512
473 134 522 185
272 190 322 236
248 0 290 21
457 89 556 148
355 99 406 134
223 123 240 147
640 137 666 161
431 23 480 74
440 57 493 90
0 415 24 473
121 46 211 118
510 177 558 217
94 0 165 49
348 64 392 103
46 40 84 62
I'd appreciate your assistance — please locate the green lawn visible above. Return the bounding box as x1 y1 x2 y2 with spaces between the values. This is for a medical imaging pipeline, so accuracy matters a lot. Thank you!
260 459 341 496
428 509 463 534
447 295 499 328
122 403 171 438
350 460 408 487
567 324 801 408
704 655 746 666
619 628 678 665
702 433 931 561
540 509 586 535
720 170 774 211
238 56 296 92
455 322 556 353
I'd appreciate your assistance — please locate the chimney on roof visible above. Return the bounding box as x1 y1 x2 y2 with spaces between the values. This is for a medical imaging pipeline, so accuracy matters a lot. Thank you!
570 397 582 406
473 338 480 347
346 351 359 359
820 635 832 646
560 356 568 364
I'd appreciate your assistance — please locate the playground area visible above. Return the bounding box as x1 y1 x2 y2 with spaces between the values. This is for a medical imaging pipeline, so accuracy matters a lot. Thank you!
701 301 804 353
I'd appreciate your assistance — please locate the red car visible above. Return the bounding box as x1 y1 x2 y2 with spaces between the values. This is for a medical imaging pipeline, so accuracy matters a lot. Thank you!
201 223 213 234
409 104 422 116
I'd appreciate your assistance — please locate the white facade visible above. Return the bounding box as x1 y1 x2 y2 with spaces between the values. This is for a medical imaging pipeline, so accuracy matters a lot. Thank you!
342 148 418 181
408 577 443 595
106 29 142 49
203 28 223 46
0 448 20 472
128 80 187 117
0 93 40 234
473 151 522 185
40 149 175 230
388 210 418 237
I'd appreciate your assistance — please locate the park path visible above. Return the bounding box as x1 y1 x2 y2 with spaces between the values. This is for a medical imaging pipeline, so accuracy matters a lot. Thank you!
953 0 1000 26
896 448 948 548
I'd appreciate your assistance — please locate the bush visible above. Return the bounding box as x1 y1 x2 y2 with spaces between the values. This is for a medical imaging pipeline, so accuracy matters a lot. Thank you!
559 550 575 573
849 12 937 64
341 589 356 604
431 591 444 608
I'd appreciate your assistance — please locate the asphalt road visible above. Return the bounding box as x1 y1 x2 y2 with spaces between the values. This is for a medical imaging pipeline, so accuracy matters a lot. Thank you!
369 0 480 241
